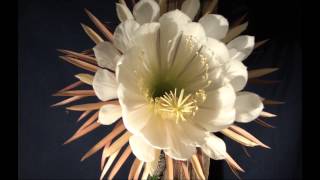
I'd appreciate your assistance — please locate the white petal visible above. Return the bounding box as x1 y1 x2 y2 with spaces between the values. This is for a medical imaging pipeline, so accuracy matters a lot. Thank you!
177 122 207 146
117 88 147 135
163 121 198 160
182 22 207 43
159 10 191 39
206 37 230 64
117 83 150 135
224 60 248 92
113 20 140 52
93 41 120 70
159 10 191 68
133 0 160 24
116 3 134 22
164 143 196 160
140 115 170 149
122 103 152 135
92 68 118 101
116 54 141 93
174 46 215 87
209 109 236 132
201 134 227 160
199 14 229 40
117 84 147 112
129 135 157 162
197 108 235 132
235 91 264 123
133 22 161 73
169 23 206 78
194 83 236 132
138 111 206 151
201 83 236 109
184 65 225 93
116 46 154 136
116 46 154 93
227 35 255 61
181 0 200 20
98 104 122 125
206 68 226 91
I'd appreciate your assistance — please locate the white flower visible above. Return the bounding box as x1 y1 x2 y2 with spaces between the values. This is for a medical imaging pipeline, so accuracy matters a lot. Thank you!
92 0 263 162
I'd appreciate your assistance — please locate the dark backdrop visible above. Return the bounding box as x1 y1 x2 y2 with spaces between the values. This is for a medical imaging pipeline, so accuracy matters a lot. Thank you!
18 0 302 179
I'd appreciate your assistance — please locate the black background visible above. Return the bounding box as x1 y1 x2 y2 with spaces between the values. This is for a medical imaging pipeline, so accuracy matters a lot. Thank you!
18 0 301 179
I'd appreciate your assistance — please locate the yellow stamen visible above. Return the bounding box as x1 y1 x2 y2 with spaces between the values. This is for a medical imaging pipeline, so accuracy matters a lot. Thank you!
153 88 206 123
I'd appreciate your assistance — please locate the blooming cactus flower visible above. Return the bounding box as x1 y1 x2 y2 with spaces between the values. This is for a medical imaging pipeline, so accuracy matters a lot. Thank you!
92 0 263 163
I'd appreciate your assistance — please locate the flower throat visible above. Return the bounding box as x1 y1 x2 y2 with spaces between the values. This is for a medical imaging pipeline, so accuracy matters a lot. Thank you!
146 76 207 124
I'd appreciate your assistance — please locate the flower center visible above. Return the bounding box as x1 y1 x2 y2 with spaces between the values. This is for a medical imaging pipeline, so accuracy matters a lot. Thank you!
135 35 214 123
151 88 206 123
150 80 175 98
